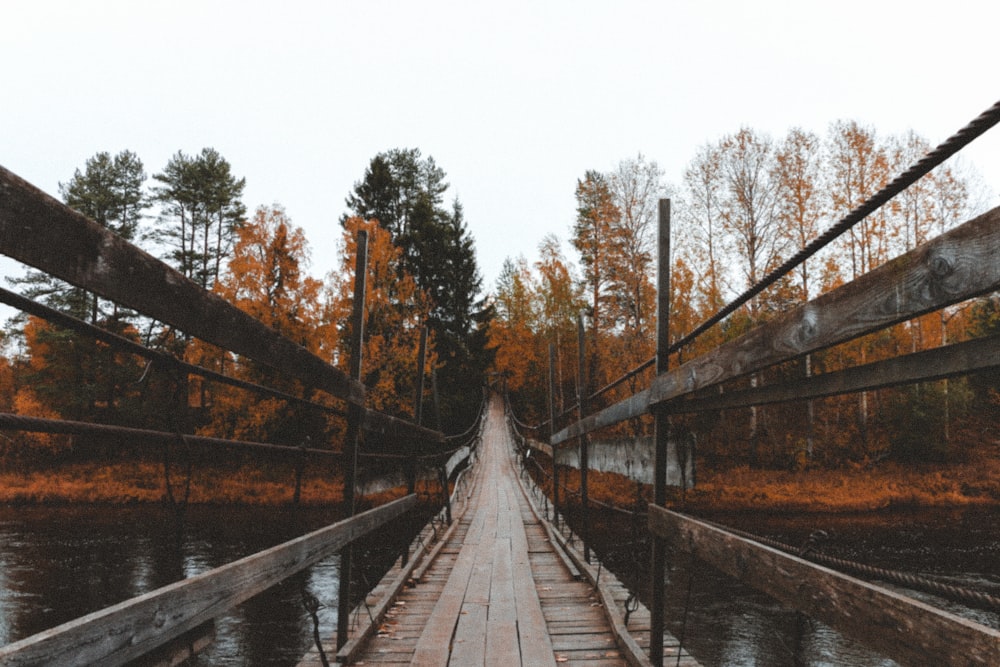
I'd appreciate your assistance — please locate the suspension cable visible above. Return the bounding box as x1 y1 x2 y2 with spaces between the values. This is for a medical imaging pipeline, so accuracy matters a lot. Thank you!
709 520 1000 614
587 99 1000 405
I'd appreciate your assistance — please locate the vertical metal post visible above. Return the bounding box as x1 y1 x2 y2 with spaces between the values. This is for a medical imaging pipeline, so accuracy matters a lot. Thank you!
403 326 428 565
577 312 590 563
337 229 368 651
439 465 453 524
548 343 559 527
414 326 428 428
650 199 670 666
431 368 441 431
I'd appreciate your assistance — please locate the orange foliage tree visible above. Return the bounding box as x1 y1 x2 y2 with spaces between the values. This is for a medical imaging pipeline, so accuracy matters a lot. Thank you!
325 217 434 421
196 205 326 446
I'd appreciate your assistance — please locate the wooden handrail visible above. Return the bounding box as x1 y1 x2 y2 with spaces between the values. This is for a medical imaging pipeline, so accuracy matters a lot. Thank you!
553 205 1000 445
648 506 1000 667
0 164 364 406
0 495 417 667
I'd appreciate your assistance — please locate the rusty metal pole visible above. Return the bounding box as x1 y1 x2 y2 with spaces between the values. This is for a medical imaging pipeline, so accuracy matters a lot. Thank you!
577 312 590 563
337 229 368 651
414 326 428 428
548 343 560 528
650 199 670 665
403 326 428 565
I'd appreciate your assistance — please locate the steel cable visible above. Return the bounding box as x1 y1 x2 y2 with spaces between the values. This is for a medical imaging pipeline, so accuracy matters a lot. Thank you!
589 99 1000 404
710 520 1000 614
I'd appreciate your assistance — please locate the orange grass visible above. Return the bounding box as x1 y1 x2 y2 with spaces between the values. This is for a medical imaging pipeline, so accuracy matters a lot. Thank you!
0 461 345 506
546 444 1000 514
0 462 452 508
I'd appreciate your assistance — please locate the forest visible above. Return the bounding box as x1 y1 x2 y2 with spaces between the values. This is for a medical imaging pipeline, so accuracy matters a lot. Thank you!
0 147 492 482
491 121 1000 475
1 119 999 508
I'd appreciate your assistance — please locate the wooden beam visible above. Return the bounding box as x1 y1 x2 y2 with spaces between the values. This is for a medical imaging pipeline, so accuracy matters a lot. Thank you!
673 333 1000 413
0 495 417 667
361 407 444 444
0 165 364 406
648 205 1000 406
648 506 1000 667
552 388 649 445
555 205 1000 442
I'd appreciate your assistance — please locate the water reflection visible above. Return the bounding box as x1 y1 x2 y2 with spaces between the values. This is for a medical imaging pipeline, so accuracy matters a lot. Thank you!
0 505 349 665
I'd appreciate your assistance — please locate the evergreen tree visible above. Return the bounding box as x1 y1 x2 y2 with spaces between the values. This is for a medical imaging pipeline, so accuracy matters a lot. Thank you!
9 150 148 324
344 149 492 432
150 148 246 290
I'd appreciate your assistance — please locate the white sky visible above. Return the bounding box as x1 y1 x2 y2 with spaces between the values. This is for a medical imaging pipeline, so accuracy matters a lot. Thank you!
2 0 998 295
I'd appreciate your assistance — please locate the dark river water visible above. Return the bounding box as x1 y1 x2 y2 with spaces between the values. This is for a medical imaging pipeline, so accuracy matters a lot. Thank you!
0 504 997 666
0 504 416 666
584 505 1000 666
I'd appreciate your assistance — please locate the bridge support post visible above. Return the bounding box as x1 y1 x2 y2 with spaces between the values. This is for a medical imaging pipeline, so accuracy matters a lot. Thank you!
547 343 560 528
404 327 428 565
577 312 590 563
338 230 368 651
650 199 671 666
439 465 452 524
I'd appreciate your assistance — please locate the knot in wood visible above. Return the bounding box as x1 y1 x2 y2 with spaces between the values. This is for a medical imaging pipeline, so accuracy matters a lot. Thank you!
794 308 819 347
928 252 954 279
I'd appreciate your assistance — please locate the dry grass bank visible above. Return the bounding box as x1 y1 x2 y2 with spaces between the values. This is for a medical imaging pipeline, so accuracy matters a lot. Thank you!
543 443 1000 514
0 461 346 506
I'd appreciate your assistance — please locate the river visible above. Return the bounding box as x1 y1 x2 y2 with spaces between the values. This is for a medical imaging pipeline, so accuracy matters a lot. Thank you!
585 505 1000 666
0 505 997 666
0 504 416 666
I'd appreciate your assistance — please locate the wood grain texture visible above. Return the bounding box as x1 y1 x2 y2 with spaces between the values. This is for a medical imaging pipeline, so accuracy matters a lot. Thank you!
0 166 445 447
0 495 416 667
648 506 1000 667
350 398 648 665
0 165 363 406
555 205 1000 443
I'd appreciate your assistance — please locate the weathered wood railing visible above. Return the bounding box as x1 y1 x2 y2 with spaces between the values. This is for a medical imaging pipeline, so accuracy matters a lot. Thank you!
530 102 1000 665
0 496 416 667
0 165 451 664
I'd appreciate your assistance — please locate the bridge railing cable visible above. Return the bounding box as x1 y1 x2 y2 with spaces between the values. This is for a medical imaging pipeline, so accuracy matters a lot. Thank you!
584 98 1000 408
0 165 456 664
703 518 1000 615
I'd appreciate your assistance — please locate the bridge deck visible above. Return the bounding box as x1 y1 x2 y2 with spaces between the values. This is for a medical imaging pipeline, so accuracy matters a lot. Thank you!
322 400 697 666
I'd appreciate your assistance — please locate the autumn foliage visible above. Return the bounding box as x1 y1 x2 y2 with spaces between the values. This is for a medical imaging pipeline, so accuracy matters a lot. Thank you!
491 123 996 476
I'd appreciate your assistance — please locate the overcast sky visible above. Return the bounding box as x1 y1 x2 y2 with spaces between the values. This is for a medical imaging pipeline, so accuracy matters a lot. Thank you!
3 0 998 295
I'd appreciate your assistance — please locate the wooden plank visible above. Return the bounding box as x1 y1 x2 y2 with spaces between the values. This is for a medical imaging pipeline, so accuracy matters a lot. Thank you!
484 535 520 664
648 505 1000 667
0 495 416 667
0 166 444 447
409 488 491 664
674 332 1000 413
556 205 1000 443
508 474 558 667
332 502 452 664
0 165 362 405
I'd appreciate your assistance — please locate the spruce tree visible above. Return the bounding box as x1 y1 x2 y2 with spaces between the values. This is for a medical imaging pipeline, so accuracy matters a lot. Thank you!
344 149 493 432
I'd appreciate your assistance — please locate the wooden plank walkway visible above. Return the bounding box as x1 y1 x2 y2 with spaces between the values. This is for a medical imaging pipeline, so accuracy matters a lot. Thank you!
315 398 699 666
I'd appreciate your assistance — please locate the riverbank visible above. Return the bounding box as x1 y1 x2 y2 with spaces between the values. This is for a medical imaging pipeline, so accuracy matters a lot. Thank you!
3 444 999 512
0 461 413 507
545 442 1000 514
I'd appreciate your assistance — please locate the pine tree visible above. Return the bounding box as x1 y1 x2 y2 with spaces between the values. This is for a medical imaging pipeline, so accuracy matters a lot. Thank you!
344 150 492 432
151 148 246 290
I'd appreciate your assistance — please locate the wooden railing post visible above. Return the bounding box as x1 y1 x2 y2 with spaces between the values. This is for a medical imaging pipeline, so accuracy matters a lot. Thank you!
414 326 428 429
650 198 670 666
337 229 368 651
548 343 560 527
577 312 590 563
403 326 428 565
